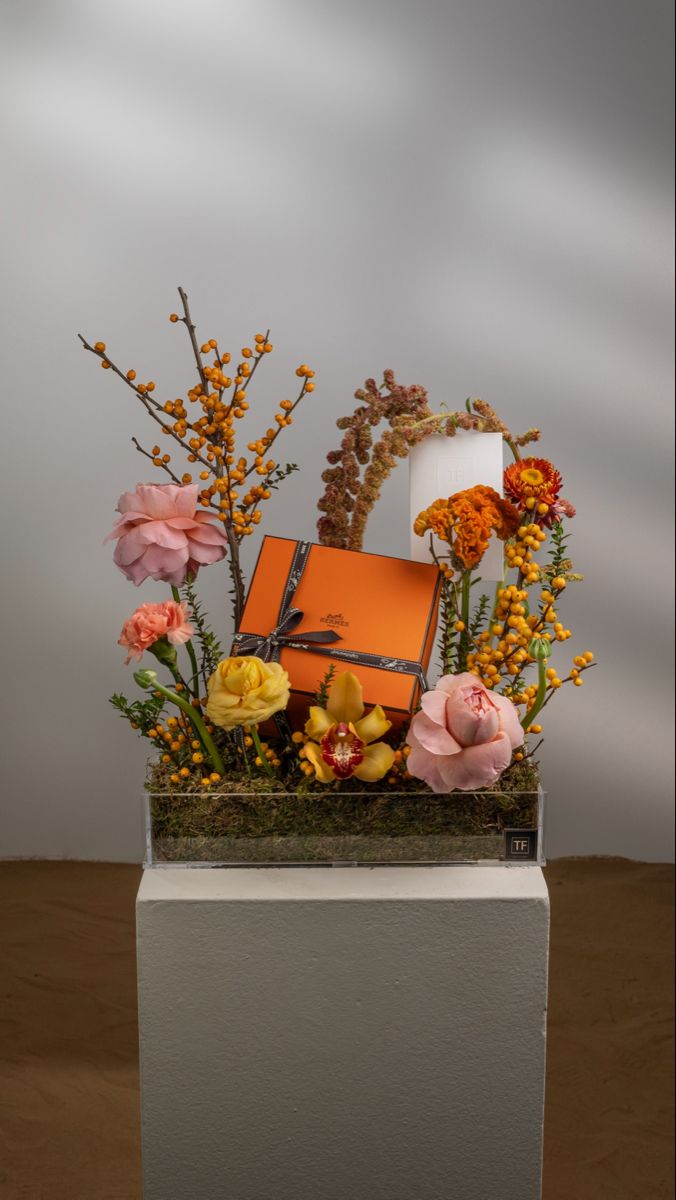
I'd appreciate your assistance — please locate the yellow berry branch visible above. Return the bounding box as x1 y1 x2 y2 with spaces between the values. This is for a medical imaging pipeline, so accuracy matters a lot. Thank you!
242 373 311 481
82 289 315 630
537 660 596 712
131 436 184 485
497 581 563 671
78 334 214 474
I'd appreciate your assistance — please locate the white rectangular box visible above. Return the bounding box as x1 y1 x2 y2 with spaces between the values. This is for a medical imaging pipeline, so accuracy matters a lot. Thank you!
409 429 505 578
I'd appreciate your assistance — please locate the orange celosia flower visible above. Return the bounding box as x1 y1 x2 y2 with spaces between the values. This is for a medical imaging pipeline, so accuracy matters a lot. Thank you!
414 485 520 570
413 497 454 542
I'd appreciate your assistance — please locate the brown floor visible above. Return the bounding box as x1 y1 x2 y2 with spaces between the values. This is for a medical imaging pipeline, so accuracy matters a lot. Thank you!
0 861 673 1200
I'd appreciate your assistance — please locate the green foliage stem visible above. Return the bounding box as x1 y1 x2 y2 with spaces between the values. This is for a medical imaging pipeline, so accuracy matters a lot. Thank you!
456 571 472 670
181 577 223 688
134 670 225 775
250 725 274 778
315 664 337 706
171 585 200 695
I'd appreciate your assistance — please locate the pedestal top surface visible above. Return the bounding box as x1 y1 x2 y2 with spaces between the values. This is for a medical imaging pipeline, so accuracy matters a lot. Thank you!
138 864 548 903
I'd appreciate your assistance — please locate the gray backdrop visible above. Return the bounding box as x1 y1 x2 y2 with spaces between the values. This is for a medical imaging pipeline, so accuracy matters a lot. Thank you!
1 0 673 861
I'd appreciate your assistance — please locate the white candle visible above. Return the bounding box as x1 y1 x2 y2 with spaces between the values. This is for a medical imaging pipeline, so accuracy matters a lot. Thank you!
409 428 505 580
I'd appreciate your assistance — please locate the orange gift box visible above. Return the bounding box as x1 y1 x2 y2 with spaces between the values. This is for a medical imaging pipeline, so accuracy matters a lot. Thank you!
232 537 441 727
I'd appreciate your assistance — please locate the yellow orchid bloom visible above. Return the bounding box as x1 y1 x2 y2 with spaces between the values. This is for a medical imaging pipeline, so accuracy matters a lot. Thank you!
303 671 395 783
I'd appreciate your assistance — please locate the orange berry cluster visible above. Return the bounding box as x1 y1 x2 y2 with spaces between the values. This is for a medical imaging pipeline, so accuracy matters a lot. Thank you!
385 744 412 786
468 579 572 682
168 332 314 538
153 713 285 788
243 728 282 771
292 729 316 778
509 648 594 721
504 522 547 584
91 324 314 543
465 569 594 724
146 706 224 787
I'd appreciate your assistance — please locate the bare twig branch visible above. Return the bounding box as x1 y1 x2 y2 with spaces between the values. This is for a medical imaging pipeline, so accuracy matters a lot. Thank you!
78 333 213 472
224 522 246 629
177 287 210 396
522 737 544 761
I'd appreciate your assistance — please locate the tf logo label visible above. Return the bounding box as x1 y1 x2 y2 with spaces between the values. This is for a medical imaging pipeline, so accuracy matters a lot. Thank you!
504 829 539 861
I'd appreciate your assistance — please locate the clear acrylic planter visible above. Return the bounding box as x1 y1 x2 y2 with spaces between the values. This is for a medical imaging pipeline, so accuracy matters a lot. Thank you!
144 785 545 867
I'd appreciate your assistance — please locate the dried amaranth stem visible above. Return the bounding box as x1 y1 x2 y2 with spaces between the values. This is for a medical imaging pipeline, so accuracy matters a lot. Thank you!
317 381 542 551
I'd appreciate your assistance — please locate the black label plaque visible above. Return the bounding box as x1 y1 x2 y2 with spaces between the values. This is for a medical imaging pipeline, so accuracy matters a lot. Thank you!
504 828 539 861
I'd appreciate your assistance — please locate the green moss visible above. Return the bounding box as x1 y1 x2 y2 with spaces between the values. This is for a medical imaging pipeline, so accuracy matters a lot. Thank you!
146 757 541 864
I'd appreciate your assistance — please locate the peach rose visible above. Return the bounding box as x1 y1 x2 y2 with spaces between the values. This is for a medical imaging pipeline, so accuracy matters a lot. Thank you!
118 600 194 664
406 672 524 792
106 483 227 587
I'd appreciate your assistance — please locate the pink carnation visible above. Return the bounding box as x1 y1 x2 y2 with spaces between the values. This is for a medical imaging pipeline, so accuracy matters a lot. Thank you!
551 497 576 521
106 483 227 586
406 673 524 792
118 600 194 664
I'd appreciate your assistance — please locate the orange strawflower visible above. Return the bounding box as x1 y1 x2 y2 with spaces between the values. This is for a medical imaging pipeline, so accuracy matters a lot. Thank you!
503 457 562 508
414 485 520 569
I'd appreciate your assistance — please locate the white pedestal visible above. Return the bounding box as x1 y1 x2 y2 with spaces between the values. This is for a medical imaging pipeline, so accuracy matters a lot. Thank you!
137 866 549 1200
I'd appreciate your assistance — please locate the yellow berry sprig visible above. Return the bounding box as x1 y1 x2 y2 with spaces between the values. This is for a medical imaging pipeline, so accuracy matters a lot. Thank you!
458 505 594 747
243 727 282 773
80 288 315 627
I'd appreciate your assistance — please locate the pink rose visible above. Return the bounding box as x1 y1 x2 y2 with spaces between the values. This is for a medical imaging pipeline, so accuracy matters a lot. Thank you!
106 483 227 586
118 600 194 664
406 673 524 792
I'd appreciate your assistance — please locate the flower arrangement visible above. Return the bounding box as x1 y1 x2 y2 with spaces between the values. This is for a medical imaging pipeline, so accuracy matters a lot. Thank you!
317 383 594 761
83 294 594 861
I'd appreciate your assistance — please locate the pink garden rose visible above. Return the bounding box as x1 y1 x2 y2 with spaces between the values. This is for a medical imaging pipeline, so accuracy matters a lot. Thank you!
106 483 227 586
406 673 524 792
118 600 194 664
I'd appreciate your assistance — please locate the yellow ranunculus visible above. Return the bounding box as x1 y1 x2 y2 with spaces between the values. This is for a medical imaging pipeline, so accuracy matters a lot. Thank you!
303 671 395 784
206 656 290 730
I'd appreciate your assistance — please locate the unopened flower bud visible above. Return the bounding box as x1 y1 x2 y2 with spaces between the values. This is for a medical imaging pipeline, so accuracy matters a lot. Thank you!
529 637 552 661
134 669 158 690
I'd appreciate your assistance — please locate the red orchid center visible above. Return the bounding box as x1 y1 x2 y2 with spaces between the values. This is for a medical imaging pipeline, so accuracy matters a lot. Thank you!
320 722 365 779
